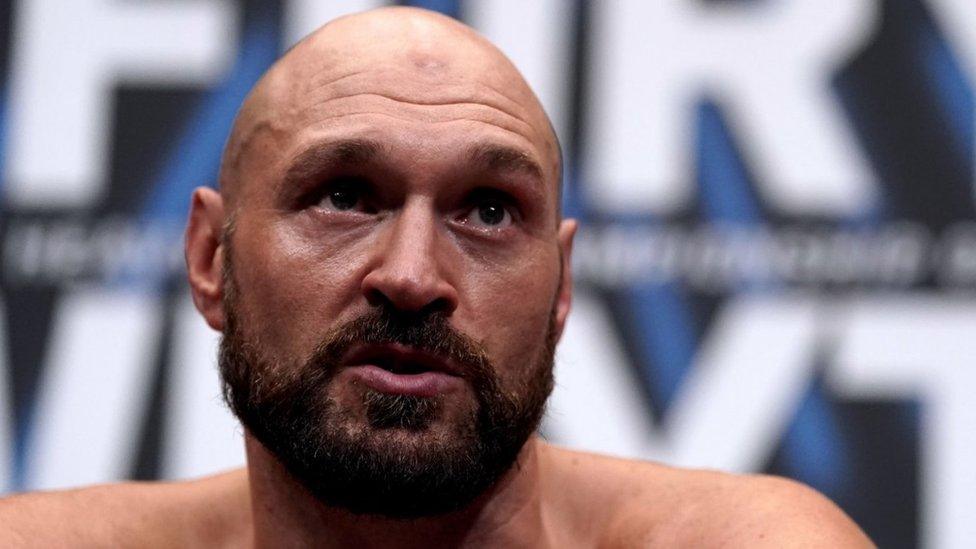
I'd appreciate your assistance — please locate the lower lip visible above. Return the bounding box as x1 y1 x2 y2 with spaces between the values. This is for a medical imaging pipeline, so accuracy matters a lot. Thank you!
346 365 462 397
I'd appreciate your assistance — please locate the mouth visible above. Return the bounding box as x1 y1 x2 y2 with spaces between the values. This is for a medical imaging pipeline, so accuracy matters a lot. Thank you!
344 343 462 376
341 343 463 397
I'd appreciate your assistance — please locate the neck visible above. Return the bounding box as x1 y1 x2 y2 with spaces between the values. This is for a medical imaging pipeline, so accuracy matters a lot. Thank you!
245 434 550 549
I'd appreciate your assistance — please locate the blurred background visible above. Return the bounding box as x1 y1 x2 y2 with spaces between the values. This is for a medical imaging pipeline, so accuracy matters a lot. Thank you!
0 1 974 547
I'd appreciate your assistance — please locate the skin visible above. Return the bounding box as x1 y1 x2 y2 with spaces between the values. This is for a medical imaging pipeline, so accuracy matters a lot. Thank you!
0 7 874 548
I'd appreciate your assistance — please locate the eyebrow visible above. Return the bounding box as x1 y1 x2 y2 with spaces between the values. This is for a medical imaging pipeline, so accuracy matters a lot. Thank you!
467 143 544 182
281 138 381 190
279 138 545 194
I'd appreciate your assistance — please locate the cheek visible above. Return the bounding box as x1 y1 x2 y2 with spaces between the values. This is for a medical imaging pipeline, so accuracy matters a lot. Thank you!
460 250 559 374
230 219 368 356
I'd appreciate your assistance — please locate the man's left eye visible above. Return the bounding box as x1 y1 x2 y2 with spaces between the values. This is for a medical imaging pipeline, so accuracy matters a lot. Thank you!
463 198 513 229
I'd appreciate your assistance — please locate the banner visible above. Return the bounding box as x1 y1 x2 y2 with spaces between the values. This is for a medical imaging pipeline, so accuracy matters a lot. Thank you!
1 1 973 547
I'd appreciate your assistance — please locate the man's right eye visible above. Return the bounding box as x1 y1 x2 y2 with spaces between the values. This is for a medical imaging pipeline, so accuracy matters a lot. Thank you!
316 179 367 212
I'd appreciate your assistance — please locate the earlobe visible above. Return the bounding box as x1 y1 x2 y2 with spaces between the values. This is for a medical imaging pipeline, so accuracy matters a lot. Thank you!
185 187 226 331
553 219 578 341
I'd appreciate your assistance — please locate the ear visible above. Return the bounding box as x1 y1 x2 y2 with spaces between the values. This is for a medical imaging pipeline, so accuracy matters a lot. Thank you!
185 187 226 331
553 218 577 342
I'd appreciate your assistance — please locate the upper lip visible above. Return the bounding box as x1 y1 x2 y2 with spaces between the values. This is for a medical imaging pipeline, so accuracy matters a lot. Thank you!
342 343 462 377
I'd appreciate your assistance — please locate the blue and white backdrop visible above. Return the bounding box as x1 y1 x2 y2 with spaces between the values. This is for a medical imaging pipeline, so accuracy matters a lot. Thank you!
1 1 974 547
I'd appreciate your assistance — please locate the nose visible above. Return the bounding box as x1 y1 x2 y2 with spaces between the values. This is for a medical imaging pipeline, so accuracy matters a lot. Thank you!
360 203 459 315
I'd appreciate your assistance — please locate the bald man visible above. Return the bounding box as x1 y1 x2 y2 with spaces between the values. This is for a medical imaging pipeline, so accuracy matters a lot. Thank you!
0 7 873 548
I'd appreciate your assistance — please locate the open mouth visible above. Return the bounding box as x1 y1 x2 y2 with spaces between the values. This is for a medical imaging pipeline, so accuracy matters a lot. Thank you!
341 343 463 397
371 355 435 375
345 343 461 377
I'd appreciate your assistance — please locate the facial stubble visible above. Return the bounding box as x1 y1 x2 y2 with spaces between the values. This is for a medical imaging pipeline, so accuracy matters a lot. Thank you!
217 243 558 518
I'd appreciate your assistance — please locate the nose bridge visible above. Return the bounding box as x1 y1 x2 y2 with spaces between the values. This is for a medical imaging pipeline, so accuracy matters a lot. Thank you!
387 199 438 271
362 198 458 313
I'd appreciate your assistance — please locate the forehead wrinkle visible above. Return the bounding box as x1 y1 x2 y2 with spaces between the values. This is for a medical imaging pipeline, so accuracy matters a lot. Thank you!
304 72 533 123
276 59 547 155
304 67 369 96
307 69 534 116
299 93 541 150
296 56 536 121
321 90 527 114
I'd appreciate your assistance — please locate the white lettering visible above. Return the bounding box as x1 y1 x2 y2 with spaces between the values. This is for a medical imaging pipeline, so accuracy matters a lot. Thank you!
830 297 976 549
927 0 976 206
161 296 243 479
550 292 820 473
465 0 573 146
651 294 819 470
584 1 879 216
547 288 656 457
25 289 162 489
5 0 237 208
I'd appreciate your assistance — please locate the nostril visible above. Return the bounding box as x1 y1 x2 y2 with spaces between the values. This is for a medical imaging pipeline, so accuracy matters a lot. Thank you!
361 282 456 315
420 296 455 316
364 287 392 308
360 257 459 313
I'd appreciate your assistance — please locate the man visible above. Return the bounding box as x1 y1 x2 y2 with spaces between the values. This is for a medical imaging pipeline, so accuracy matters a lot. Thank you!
0 7 873 547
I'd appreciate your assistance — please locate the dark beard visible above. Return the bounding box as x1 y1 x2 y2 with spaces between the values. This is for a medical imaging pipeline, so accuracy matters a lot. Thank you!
363 390 440 430
218 267 556 518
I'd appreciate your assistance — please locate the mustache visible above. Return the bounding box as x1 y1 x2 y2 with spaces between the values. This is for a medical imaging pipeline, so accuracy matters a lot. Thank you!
308 307 494 383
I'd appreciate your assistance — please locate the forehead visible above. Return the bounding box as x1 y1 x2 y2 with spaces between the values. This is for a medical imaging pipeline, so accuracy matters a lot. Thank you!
228 33 559 200
304 71 542 156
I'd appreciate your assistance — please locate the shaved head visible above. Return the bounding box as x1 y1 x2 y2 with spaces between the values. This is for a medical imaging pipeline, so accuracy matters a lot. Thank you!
218 7 560 214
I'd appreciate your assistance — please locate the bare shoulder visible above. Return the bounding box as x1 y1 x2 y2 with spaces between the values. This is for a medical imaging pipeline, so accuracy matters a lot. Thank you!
657 471 876 548
0 469 251 548
542 445 874 548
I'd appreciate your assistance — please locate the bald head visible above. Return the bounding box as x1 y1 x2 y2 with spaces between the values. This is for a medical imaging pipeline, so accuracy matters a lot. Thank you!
219 7 561 213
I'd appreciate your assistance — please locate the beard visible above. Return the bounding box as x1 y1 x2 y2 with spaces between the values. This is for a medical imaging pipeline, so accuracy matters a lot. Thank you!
218 256 557 519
